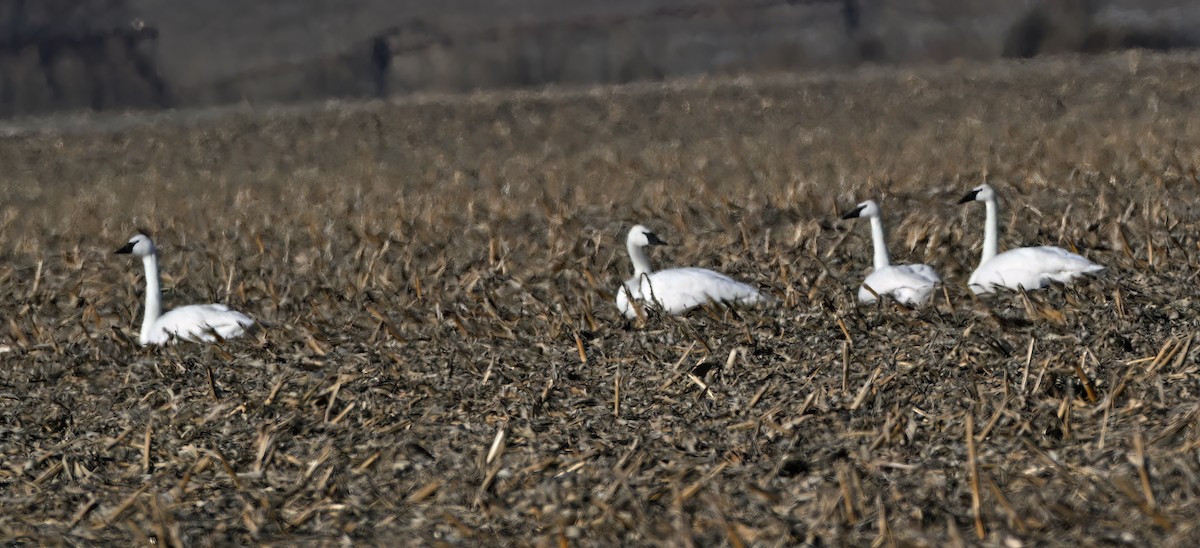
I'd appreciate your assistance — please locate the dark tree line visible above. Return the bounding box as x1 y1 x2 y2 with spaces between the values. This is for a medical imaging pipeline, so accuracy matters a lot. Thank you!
0 0 166 116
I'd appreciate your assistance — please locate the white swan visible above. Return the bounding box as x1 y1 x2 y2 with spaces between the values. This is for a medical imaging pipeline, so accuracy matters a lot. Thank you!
959 183 1103 294
615 224 774 319
841 200 942 306
115 233 256 345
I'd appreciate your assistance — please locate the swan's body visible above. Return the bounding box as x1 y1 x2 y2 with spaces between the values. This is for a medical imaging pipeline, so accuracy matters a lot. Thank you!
617 267 772 317
841 200 941 306
959 184 1103 294
116 233 255 345
615 225 773 318
964 246 1103 293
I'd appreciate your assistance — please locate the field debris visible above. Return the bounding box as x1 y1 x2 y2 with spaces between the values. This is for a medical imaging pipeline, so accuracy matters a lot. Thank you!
3 51 1200 544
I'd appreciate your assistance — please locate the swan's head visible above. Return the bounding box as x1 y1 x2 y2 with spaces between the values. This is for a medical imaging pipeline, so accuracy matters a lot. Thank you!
115 233 157 257
958 183 995 204
841 199 881 220
627 224 668 248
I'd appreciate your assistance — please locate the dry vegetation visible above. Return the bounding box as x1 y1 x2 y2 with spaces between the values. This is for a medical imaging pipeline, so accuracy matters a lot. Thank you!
3 50 1200 545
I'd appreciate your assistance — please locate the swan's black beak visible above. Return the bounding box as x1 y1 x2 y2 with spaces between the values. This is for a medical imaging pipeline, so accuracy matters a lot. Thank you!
958 189 980 204
115 242 135 254
645 232 668 246
841 205 865 220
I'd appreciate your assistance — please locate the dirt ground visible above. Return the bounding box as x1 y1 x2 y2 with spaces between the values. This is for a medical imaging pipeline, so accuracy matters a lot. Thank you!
3 50 1200 545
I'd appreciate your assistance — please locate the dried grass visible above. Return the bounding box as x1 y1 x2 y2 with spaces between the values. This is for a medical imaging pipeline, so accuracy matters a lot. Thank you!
3 50 1200 545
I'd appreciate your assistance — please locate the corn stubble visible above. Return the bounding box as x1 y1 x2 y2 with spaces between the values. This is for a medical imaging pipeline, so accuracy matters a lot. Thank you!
3 51 1200 545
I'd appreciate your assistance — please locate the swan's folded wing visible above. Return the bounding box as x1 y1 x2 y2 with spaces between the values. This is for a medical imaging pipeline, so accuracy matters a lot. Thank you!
862 264 940 305
639 267 770 314
153 304 255 343
864 265 939 290
971 246 1102 292
648 268 768 311
893 263 942 284
987 247 1103 277
1029 246 1104 272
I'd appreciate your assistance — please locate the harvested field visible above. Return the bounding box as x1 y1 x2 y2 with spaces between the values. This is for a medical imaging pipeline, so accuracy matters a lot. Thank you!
3 50 1200 545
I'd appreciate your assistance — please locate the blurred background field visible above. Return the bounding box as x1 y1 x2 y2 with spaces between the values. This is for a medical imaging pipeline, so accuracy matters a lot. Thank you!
4 1 1200 546
3 0 1200 117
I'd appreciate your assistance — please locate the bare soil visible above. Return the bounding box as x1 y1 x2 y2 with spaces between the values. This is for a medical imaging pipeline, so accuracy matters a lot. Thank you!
2 50 1200 545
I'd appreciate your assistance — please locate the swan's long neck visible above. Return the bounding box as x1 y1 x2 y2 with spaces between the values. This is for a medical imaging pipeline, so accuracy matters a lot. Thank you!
869 216 890 270
628 241 653 277
982 197 999 264
140 253 163 345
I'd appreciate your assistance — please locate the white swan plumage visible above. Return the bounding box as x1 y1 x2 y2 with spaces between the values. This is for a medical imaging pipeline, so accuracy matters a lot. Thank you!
116 233 256 345
615 224 774 318
841 199 942 306
959 184 1103 294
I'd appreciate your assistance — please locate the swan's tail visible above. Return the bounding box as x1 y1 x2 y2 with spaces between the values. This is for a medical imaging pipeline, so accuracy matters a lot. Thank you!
742 289 781 306
1056 261 1104 282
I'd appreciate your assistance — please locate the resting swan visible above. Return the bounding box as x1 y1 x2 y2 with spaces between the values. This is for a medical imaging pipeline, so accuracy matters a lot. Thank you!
841 200 941 306
959 184 1103 294
615 224 774 319
116 233 256 345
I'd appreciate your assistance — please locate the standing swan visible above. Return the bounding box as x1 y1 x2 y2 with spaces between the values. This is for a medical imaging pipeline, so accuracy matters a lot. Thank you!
116 233 256 345
615 224 774 319
841 200 941 306
958 184 1103 294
